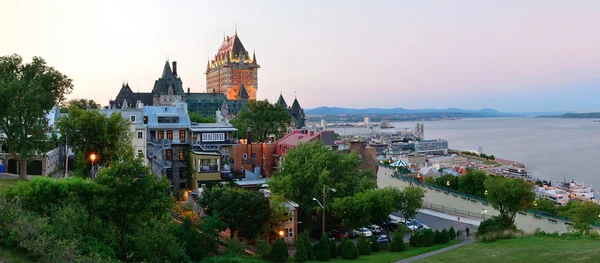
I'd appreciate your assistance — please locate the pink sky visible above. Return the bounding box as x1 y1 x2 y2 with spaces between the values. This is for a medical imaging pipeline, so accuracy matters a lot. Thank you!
1 0 600 112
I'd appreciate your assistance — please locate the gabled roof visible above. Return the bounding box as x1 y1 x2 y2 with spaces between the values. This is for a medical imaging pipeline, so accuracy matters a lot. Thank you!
161 61 173 78
217 34 247 58
237 84 249 99
152 61 184 96
291 98 302 113
142 104 191 129
276 94 287 107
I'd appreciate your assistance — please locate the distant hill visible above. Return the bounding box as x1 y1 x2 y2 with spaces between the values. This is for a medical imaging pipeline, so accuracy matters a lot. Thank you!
305 107 504 116
538 112 600 118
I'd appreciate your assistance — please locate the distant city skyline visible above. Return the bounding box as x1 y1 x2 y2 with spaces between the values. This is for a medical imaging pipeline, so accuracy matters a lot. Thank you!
1 0 599 112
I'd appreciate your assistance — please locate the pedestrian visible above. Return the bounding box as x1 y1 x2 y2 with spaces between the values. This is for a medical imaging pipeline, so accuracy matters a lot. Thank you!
458 216 460 222
466 227 470 237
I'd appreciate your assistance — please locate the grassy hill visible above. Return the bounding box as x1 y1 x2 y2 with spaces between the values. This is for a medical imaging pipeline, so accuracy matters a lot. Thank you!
417 237 600 263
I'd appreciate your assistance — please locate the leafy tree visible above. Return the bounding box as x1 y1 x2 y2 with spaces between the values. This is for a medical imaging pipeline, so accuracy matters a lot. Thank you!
256 239 272 259
57 105 132 172
263 193 290 242
294 240 308 262
458 170 488 197
424 176 436 185
64 98 101 110
419 229 435 247
448 226 456 240
328 239 338 258
314 235 330 261
440 228 450 243
341 240 358 260
477 216 513 235
299 231 314 260
390 230 406 252
269 141 376 231
568 201 600 235
433 230 441 244
357 234 371 255
397 186 425 222
533 198 557 214
332 187 402 231
189 111 216 123
125 219 189 263
270 238 288 262
199 186 271 239
369 235 380 252
173 218 206 261
0 54 73 180
484 176 535 227
231 99 291 142
199 212 228 256
435 175 459 190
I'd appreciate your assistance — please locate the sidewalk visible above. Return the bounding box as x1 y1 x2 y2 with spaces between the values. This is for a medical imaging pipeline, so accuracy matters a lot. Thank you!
394 237 476 263
419 209 481 226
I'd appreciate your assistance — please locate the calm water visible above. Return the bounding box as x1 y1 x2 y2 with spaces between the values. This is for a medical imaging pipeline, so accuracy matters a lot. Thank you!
387 118 600 189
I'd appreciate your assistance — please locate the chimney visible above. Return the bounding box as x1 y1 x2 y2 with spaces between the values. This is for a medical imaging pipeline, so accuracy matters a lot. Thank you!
246 129 252 145
172 61 177 76
216 110 222 123
137 100 143 109
187 87 190 96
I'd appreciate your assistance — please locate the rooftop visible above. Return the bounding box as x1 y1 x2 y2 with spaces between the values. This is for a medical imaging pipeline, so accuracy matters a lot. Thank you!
276 130 320 147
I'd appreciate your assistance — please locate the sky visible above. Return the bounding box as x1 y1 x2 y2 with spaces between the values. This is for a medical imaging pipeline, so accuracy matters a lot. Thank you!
1 0 600 112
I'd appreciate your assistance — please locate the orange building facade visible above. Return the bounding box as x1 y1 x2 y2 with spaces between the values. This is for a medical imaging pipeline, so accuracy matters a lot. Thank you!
206 32 259 100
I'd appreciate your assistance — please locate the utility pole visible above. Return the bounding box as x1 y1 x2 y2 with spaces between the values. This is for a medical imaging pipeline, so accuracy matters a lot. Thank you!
322 184 326 236
64 130 69 178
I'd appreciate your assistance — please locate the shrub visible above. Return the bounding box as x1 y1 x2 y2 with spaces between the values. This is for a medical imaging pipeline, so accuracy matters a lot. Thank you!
478 229 524 243
477 216 512 235
419 229 435 247
448 226 456 240
299 231 313 260
440 229 450 244
341 241 359 260
256 239 271 259
226 239 245 256
339 237 350 252
390 231 406 252
369 235 380 252
314 235 330 261
294 240 307 262
434 230 441 244
357 234 371 255
409 231 421 247
270 238 288 262
328 239 338 258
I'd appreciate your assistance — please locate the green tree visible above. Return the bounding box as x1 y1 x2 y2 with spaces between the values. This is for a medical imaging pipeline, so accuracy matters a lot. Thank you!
440 228 450 244
199 212 228 256
294 239 308 262
126 219 189 263
64 98 101 110
369 235 380 252
419 229 435 247
341 241 358 260
328 239 338 258
256 239 272 259
448 226 456 240
231 99 291 142
568 201 600 235
397 186 425 222
269 141 376 231
484 176 535 227
332 187 402 231
57 105 132 172
173 218 206 261
357 234 371 255
390 230 406 252
424 176 436 185
263 193 290 242
189 112 216 123
314 235 330 261
199 186 271 239
433 230 441 244
0 54 73 180
534 198 557 214
270 238 288 262
299 231 314 260
458 170 488 197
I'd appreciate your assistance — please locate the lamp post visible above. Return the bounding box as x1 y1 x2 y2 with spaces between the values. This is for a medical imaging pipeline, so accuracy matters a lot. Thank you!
533 200 538 217
313 184 336 236
90 153 96 179
446 180 450 193
278 230 285 238
481 209 487 220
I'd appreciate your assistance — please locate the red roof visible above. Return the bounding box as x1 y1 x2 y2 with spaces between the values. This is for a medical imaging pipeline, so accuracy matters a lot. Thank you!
217 34 246 58
275 130 321 156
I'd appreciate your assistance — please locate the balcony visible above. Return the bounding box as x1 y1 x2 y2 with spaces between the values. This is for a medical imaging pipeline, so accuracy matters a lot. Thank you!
148 138 172 147
193 138 238 146
198 165 219 173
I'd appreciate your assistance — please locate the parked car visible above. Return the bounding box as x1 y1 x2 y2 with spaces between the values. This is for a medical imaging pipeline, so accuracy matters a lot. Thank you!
411 219 430 230
389 215 405 225
376 234 390 244
405 221 419 231
325 231 336 241
331 229 349 240
348 229 360 239
368 224 382 235
357 227 373 237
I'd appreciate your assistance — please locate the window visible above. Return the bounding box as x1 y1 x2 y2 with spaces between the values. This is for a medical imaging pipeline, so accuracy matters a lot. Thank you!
158 131 164 140
251 153 256 159
201 133 225 142
137 132 143 139
130 115 136 122
198 158 218 172
179 149 184 161
179 167 187 179
166 169 173 179
221 147 229 155
169 96 172 101
166 149 172 161
287 228 293 237
179 130 186 142
167 130 173 140
137 150 143 158
243 153 247 160
158 116 179 123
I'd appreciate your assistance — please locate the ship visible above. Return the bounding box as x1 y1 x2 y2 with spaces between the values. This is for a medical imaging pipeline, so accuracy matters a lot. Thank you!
380 118 395 129
559 180 595 201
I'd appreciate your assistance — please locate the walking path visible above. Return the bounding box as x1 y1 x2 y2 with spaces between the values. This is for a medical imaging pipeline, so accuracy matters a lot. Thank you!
394 237 475 263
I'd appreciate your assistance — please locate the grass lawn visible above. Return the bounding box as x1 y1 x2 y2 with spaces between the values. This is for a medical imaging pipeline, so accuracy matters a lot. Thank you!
0 178 18 193
417 237 600 263
0 248 33 263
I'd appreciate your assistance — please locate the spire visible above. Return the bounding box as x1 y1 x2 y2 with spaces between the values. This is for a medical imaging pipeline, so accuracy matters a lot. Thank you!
162 61 173 78
235 22 237 36
206 59 211 71
291 95 301 113
237 84 249 100
252 50 257 65
276 92 287 107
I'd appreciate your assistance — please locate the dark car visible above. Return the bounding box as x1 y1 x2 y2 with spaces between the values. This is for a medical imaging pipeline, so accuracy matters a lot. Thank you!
347 229 360 239
376 234 390 244
331 229 349 240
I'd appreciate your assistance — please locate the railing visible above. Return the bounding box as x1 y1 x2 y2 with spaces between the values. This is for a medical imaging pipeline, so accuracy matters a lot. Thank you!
422 201 485 220
392 171 489 205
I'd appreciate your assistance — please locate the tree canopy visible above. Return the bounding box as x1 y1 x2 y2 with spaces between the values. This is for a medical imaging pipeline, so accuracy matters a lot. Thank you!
484 176 535 227
0 54 73 179
268 141 376 230
231 99 291 142
189 111 216 123
397 186 425 221
63 98 101 111
332 187 406 230
458 170 487 197
566 201 600 235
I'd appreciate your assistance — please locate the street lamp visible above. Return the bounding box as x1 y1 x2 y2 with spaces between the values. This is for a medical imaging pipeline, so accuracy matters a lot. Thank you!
533 200 538 217
481 209 487 220
278 230 285 238
313 185 336 236
90 154 97 179
446 180 450 193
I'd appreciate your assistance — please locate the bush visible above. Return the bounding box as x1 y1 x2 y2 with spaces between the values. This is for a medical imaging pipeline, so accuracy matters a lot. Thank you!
419 229 435 247
341 241 359 260
328 239 338 258
226 239 246 256
299 232 313 260
409 231 421 247
314 235 330 261
369 235 380 252
434 230 441 244
390 231 406 252
294 240 307 262
270 238 288 262
478 229 524 243
448 226 456 240
339 237 350 253
357 235 371 255
440 229 450 244
477 216 512 235
256 239 271 259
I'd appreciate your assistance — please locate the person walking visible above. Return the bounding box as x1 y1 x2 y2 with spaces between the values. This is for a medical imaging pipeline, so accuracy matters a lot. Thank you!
466 227 470 237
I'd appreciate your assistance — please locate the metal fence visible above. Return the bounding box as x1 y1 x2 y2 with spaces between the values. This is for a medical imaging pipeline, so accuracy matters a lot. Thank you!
422 201 485 220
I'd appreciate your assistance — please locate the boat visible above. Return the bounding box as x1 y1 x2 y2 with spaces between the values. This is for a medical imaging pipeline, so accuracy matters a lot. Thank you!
505 167 527 177
380 118 395 129
558 180 595 201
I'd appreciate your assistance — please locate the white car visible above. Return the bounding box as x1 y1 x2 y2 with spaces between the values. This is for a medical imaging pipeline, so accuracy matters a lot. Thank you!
357 227 373 237
405 222 420 231
368 224 382 235
389 215 405 225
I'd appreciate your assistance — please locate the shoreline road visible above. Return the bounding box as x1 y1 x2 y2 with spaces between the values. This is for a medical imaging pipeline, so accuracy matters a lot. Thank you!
377 167 576 234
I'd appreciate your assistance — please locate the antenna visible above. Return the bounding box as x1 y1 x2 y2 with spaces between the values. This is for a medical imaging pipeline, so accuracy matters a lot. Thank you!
235 22 237 35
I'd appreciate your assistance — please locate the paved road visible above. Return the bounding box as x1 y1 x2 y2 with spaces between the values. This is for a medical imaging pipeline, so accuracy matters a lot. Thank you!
390 211 476 242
